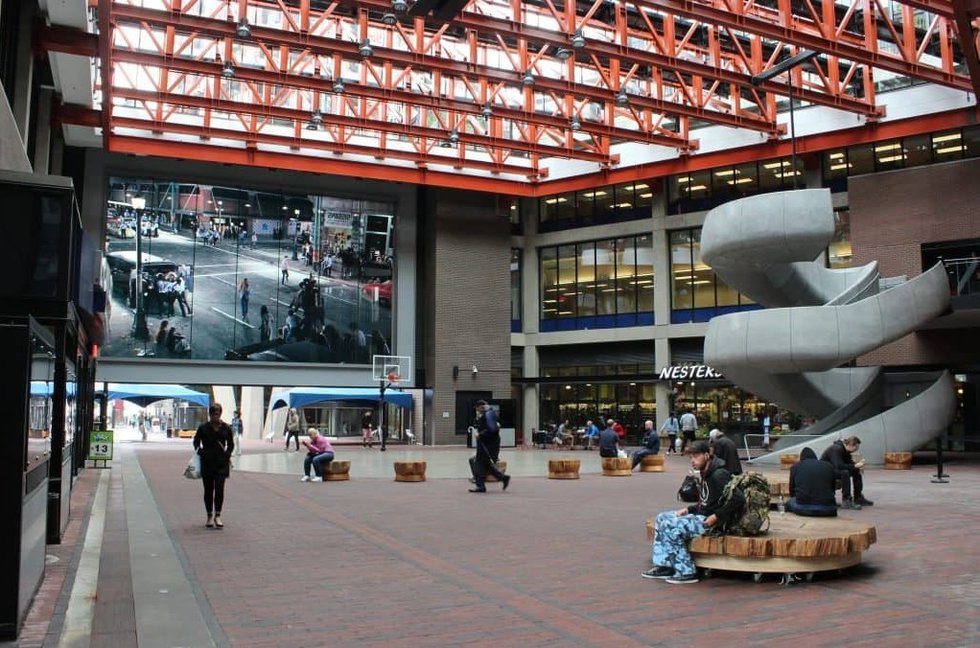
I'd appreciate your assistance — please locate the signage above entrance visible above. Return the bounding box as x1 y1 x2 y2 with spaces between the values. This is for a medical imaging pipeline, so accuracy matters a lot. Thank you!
657 365 724 381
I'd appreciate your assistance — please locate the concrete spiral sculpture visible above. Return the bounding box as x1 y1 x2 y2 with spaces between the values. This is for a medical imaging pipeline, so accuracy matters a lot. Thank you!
701 189 956 464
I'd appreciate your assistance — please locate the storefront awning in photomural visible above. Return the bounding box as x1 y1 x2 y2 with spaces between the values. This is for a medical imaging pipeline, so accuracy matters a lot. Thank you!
106 383 211 408
271 387 413 410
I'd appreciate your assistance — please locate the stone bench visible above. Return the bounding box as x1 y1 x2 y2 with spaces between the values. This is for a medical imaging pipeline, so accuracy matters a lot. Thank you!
884 452 913 470
548 458 580 479
645 514 876 584
485 461 508 482
393 461 426 482
601 457 631 476
324 459 351 481
639 455 665 472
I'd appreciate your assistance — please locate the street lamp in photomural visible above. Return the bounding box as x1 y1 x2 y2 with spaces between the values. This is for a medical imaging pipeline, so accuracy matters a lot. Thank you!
130 195 150 341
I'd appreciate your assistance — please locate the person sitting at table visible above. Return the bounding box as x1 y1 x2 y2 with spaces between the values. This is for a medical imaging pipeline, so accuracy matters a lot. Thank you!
553 419 573 448
300 428 335 483
785 447 838 517
582 419 600 450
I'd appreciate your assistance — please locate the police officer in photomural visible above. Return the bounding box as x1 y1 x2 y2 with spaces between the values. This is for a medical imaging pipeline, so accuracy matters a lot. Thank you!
468 400 511 494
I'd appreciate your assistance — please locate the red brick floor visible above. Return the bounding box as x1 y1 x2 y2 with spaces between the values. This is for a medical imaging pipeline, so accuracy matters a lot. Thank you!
5 446 980 647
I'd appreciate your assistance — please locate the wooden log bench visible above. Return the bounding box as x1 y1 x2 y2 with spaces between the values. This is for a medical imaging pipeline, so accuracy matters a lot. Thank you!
780 453 799 470
884 452 913 470
601 457 632 476
645 514 876 584
324 459 351 481
485 461 508 482
639 455 665 473
548 458 580 480
393 461 426 482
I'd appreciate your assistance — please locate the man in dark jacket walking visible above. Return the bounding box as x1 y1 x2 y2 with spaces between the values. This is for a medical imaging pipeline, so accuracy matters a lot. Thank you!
786 447 838 516
469 401 511 493
820 436 873 509
642 441 745 584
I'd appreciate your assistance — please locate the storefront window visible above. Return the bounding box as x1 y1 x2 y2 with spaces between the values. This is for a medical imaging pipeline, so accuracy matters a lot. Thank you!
537 364 656 437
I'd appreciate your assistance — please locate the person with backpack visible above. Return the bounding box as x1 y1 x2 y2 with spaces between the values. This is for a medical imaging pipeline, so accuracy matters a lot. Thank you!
641 440 744 584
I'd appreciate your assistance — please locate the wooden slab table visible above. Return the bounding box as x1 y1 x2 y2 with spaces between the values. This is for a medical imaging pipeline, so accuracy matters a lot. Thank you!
646 514 876 584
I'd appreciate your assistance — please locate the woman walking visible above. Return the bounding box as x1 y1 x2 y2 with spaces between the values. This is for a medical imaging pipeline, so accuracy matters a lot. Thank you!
193 404 235 529
239 277 251 320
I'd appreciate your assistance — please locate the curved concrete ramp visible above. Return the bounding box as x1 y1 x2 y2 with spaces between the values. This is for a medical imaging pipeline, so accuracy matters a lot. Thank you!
701 189 955 464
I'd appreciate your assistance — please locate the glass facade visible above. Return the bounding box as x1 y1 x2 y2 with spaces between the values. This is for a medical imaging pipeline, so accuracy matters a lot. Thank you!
822 125 980 192
669 228 756 323
538 364 657 439
538 181 655 232
827 208 853 268
539 235 654 331
666 157 802 215
102 177 395 363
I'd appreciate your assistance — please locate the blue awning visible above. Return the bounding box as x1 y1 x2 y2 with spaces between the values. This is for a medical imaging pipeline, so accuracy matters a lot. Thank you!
271 387 413 410
106 383 211 408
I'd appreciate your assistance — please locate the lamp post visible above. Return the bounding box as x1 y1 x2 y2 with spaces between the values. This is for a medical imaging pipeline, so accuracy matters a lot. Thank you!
751 50 818 190
130 195 150 340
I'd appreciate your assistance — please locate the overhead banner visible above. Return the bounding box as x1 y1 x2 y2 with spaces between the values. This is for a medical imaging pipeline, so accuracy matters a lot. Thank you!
657 364 724 381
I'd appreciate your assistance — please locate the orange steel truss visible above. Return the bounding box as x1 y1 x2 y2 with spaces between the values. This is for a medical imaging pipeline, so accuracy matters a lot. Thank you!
42 0 975 194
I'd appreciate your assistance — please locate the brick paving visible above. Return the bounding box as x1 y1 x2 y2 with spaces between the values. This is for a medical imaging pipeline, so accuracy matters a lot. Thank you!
4 445 980 647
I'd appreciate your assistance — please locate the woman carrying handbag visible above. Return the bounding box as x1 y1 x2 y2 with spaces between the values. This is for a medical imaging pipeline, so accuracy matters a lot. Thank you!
193 403 235 529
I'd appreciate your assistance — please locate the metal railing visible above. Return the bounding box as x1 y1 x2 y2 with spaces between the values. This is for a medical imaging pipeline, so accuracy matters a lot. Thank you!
742 433 823 463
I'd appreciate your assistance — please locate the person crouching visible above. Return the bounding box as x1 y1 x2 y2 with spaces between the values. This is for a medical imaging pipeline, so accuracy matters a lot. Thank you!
300 428 335 483
641 441 745 584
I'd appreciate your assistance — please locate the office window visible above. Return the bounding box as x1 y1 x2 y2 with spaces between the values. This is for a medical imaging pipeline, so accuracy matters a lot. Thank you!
540 246 558 321
670 229 695 310
595 239 617 316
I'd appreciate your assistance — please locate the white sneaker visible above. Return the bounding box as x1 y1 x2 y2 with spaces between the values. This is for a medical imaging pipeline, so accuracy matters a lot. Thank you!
300 475 310 482
311 476 323 482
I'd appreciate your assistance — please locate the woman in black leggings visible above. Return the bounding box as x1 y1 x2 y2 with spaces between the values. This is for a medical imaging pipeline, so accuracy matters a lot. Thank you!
193 404 235 528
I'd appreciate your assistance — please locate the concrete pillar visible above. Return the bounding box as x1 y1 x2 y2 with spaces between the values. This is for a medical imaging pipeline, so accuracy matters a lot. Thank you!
240 386 264 440
212 385 236 419
11 1 35 144
32 87 53 174
655 337 672 427
521 345 539 444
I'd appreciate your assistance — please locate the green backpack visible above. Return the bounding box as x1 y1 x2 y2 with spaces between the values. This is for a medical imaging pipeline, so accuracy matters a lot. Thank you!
716 471 771 536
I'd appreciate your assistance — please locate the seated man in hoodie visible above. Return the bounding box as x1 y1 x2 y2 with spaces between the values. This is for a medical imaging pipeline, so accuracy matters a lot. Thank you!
785 447 838 517
641 441 745 585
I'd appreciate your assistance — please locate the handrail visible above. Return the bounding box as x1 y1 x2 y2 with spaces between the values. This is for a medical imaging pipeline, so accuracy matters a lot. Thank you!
742 433 824 463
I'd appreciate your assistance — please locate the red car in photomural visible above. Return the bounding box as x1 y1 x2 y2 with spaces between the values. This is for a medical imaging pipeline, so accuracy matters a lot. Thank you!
361 280 392 305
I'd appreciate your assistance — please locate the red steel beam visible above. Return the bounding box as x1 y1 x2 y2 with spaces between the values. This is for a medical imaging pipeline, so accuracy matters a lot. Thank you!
637 0 971 91
35 24 99 57
950 0 980 98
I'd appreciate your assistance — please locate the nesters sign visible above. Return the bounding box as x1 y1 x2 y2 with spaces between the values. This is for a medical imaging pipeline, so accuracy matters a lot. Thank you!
657 365 724 381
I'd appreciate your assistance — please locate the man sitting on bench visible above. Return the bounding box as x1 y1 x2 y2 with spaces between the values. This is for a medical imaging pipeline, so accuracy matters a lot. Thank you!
640 441 744 585
821 436 874 509
786 447 838 517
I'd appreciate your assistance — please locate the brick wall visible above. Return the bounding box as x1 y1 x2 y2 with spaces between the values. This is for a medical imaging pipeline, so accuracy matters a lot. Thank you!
422 189 512 444
849 157 980 366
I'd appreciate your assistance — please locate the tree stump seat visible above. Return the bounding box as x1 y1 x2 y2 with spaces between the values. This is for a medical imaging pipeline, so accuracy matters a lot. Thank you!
548 458 580 479
780 453 799 470
883 452 913 470
645 515 876 580
485 461 508 482
601 457 632 476
324 460 351 481
639 455 665 472
393 461 426 482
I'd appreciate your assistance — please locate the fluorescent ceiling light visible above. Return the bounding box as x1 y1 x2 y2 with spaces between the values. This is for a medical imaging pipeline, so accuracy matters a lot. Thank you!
932 133 962 143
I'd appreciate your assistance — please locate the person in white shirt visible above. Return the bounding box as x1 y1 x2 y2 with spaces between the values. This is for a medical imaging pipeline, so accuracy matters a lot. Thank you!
679 409 698 453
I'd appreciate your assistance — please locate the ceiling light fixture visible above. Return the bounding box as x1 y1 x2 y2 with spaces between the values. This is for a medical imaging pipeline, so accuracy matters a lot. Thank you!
522 70 535 86
391 0 409 12
236 18 251 39
447 128 460 145
332 79 345 93
570 117 581 131
481 103 493 119
615 89 628 106
306 110 323 130
358 39 373 58
382 12 397 25
221 60 236 78
570 29 586 49
556 47 573 61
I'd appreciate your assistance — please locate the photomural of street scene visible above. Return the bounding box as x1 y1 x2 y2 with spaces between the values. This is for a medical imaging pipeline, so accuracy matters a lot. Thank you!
101 179 393 363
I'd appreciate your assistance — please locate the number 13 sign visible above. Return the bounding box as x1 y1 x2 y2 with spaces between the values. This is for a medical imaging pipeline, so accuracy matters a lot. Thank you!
88 430 114 461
